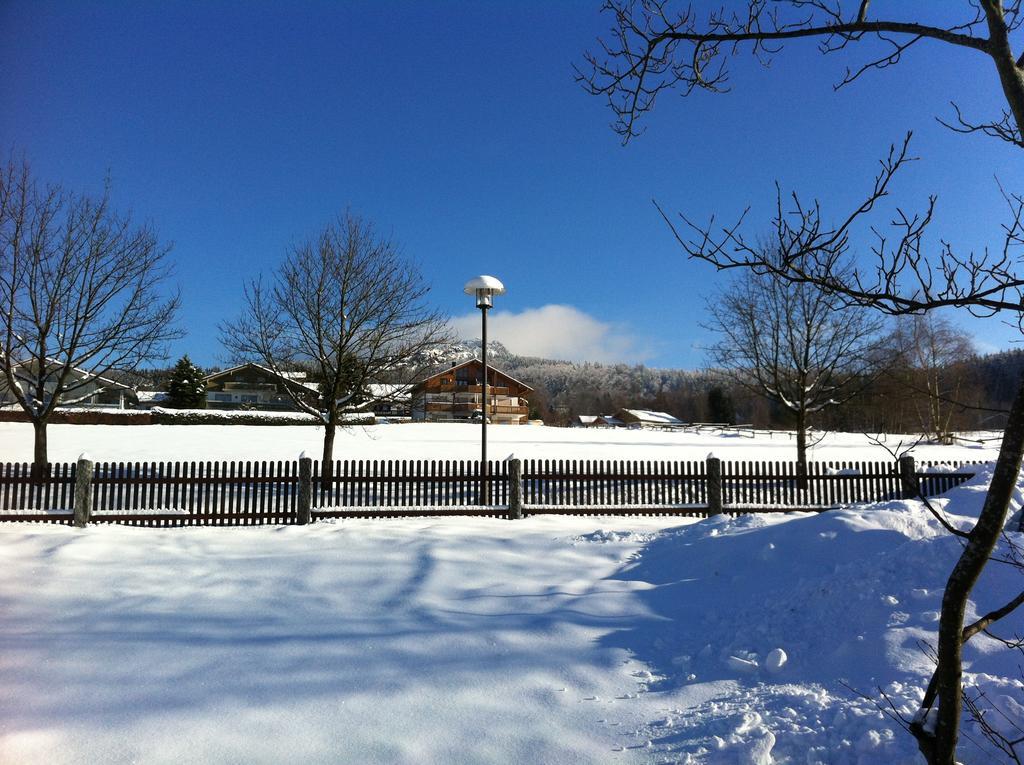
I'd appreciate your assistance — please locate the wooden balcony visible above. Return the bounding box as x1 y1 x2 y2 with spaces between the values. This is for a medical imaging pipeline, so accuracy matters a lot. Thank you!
431 383 510 395
222 382 278 392
424 402 529 416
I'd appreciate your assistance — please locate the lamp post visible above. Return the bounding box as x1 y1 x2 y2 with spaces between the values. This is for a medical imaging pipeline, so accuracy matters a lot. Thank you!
464 275 505 505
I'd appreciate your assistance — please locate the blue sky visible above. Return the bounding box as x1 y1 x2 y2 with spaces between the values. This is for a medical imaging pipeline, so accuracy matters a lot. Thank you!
2 1 1021 369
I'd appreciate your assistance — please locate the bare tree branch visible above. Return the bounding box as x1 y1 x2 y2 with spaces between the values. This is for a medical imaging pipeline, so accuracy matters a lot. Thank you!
576 1 1022 144
963 590 1024 642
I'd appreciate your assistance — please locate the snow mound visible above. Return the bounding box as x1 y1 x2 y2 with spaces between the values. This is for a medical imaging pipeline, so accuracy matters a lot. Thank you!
605 472 1024 762
575 528 653 544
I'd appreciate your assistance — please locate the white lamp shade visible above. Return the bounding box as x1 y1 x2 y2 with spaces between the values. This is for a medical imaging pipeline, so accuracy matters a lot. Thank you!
463 275 506 296
464 274 505 308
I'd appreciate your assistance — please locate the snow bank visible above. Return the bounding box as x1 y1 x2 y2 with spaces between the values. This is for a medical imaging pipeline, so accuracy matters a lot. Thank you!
602 474 1024 762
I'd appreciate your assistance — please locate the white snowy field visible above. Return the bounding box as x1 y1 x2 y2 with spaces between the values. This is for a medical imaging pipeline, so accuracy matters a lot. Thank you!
2 474 1024 764
0 421 1004 464
1 424 1021 764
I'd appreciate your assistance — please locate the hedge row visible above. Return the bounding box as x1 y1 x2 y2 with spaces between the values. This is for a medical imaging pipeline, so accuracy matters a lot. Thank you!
0 409 152 425
0 408 375 426
150 408 325 426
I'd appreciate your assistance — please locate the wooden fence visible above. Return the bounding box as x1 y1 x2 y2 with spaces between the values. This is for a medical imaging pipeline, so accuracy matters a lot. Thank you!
0 456 983 526
522 459 707 513
312 459 509 518
0 462 77 521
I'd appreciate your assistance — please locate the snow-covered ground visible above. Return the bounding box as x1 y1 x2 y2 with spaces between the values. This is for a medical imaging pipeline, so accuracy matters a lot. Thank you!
1 424 1020 763
0 421 1003 464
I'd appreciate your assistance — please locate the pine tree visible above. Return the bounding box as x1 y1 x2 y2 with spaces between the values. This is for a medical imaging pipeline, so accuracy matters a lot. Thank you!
707 386 736 425
166 355 206 409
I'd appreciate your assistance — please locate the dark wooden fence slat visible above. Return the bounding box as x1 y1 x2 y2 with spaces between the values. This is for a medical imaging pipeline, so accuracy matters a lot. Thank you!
270 460 279 521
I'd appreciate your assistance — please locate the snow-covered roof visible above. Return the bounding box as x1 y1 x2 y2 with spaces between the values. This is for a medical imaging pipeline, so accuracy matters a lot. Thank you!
576 414 624 427
367 383 411 401
137 391 169 403
618 409 683 425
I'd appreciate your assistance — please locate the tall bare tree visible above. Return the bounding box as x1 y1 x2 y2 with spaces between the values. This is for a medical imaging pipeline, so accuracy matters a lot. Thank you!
220 211 450 486
0 160 181 468
706 269 883 468
892 315 979 443
579 2 1024 762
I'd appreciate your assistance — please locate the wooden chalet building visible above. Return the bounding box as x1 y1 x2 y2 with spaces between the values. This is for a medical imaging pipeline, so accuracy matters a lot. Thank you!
412 359 532 425
203 363 320 411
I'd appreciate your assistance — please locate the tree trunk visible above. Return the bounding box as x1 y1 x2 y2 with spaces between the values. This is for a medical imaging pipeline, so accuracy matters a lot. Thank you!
320 415 336 491
795 408 808 492
31 418 48 483
983 1 1024 140
928 374 942 442
912 372 1024 763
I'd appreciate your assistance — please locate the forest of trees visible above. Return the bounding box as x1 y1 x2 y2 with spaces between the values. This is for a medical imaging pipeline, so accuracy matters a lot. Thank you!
406 337 1022 436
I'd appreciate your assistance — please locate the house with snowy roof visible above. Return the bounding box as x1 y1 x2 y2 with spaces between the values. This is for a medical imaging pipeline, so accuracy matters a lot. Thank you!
203 363 321 411
411 359 532 425
575 414 624 428
0 358 138 409
136 390 170 409
615 408 685 429
350 383 413 418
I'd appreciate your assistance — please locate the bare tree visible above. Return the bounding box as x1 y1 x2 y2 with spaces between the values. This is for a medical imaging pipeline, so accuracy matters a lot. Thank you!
220 211 450 487
0 160 181 469
706 269 884 468
579 2 1024 763
891 315 979 443
663 144 1024 764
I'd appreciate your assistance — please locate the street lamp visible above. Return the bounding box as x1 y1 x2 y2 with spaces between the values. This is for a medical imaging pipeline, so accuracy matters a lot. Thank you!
464 275 505 505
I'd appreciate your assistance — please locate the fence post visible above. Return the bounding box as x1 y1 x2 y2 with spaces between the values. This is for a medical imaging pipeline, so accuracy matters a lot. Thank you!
508 458 523 520
706 455 723 515
297 456 312 525
898 455 918 499
73 455 94 528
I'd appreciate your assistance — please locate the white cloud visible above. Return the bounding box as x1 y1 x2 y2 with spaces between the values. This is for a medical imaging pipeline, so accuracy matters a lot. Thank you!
450 304 652 364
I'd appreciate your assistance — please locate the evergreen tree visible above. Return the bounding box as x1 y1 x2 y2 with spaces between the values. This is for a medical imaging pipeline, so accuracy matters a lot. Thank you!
166 355 206 409
707 386 736 425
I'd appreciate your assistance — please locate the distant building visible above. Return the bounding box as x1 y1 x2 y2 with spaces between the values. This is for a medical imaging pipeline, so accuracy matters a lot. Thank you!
136 391 170 409
411 359 532 425
615 409 684 429
575 414 624 428
0 359 137 409
203 364 320 411
359 383 412 419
